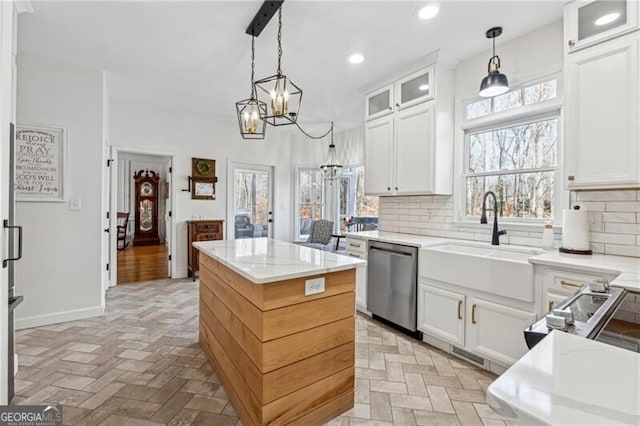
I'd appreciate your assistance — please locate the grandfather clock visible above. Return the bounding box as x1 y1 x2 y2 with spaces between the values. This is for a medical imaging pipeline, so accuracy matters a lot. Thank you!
133 169 161 246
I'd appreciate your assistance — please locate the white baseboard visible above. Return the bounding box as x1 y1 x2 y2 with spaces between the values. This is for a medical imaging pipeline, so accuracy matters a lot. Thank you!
174 269 188 279
16 306 105 330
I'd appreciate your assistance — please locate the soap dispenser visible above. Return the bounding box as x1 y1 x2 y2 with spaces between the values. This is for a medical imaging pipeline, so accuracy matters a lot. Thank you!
541 221 554 250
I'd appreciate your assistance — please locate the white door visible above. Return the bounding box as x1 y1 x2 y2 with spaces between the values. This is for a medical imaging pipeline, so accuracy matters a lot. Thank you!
364 116 394 195
418 284 465 346
164 157 172 277
395 102 434 194
108 147 119 286
229 163 274 239
565 34 639 188
101 144 113 297
466 297 536 366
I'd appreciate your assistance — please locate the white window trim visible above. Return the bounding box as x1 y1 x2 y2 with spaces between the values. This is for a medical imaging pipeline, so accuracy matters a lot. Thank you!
453 73 568 229
293 165 325 241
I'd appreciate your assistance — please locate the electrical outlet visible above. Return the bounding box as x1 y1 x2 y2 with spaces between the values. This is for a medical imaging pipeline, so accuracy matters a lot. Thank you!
305 277 325 296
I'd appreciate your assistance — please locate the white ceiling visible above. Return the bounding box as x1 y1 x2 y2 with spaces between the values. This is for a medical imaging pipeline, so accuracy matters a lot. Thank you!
18 1 563 132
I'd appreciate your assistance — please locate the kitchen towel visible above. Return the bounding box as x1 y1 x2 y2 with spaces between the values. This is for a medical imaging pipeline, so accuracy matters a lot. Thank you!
562 207 590 251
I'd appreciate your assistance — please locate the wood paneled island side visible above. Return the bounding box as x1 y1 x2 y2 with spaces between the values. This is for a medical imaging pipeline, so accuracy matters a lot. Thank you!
193 238 365 425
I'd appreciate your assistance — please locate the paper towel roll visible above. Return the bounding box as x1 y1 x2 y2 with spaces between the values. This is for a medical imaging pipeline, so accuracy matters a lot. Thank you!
562 207 590 251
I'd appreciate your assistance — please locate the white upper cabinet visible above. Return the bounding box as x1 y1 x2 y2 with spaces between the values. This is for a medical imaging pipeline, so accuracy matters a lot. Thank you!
395 66 434 110
365 84 394 121
363 55 454 196
395 103 435 194
565 33 640 189
364 116 394 194
565 0 639 53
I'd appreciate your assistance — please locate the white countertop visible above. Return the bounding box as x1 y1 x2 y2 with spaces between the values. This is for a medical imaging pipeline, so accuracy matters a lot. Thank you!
193 238 366 284
347 230 640 292
487 331 640 425
345 230 449 248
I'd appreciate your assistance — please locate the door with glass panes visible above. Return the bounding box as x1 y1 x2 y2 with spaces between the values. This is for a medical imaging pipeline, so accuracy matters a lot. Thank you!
230 164 274 239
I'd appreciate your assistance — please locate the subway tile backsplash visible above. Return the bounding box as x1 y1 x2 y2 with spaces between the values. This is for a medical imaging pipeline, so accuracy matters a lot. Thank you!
378 190 640 258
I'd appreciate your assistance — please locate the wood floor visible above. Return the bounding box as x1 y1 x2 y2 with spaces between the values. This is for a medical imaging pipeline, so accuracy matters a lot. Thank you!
117 244 168 284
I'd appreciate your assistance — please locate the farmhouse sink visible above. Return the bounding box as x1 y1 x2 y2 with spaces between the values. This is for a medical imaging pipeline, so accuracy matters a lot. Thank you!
420 243 541 302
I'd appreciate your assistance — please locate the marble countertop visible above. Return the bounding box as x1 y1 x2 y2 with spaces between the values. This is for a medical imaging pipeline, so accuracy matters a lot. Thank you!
487 330 640 425
193 238 366 284
345 230 449 248
347 230 640 292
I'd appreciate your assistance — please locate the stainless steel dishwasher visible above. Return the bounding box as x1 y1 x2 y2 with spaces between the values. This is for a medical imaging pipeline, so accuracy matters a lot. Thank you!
367 241 420 337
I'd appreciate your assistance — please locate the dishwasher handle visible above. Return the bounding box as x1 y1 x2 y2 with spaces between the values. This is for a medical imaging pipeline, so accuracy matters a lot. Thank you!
369 246 414 257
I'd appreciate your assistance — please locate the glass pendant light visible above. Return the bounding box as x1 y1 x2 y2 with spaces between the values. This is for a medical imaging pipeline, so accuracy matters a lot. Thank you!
320 123 343 180
254 6 302 126
236 36 267 139
479 27 509 98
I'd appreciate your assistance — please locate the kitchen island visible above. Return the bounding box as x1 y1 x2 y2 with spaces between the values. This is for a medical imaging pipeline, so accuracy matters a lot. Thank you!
193 238 365 425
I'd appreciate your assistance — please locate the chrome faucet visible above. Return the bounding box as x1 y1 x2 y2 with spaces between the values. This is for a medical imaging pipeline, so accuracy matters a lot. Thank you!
480 191 506 245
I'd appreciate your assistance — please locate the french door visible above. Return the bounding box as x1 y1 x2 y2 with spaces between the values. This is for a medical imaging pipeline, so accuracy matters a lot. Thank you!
229 163 274 239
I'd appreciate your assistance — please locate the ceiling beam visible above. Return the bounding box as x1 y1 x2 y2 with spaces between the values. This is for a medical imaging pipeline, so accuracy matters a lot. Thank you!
245 0 284 37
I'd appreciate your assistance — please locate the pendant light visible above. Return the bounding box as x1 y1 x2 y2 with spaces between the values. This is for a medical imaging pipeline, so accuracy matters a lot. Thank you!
254 6 303 126
236 36 267 139
320 122 343 180
479 27 509 98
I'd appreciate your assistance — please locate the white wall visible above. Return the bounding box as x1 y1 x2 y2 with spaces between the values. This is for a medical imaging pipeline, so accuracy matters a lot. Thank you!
110 100 292 277
15 53 104 328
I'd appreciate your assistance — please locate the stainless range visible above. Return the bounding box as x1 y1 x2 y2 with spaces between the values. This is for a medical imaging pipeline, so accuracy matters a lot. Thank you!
525 283 640 353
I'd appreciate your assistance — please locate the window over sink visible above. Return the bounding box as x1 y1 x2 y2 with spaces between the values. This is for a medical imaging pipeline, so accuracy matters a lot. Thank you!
461 75 562 223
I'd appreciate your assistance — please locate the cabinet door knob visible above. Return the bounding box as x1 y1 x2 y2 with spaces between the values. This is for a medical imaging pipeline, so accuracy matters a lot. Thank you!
567 175 575 181
568 39 576 47
548 300 555 312
387 187 391 191
396 103 400 107
395 187 398 191
388 107 393 110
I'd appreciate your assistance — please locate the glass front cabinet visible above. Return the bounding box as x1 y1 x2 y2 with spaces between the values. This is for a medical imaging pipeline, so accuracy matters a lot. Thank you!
565 0 639 52
395 66 434 110
365 84 394 121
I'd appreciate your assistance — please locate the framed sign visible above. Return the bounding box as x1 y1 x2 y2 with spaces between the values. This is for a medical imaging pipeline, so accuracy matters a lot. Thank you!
15 124 66 202
192 180 215 200
192 158 216 179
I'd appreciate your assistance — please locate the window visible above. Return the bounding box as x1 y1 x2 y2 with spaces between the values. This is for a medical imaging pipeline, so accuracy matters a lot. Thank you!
295 168 325 240
465 78 557 120
463 76 560 222
338 165 379 232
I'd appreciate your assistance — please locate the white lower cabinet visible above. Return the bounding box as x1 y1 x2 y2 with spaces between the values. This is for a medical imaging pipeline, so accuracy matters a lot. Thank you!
418 284 464 346
465 298 537 366
345 237 368 313
418 280 536 368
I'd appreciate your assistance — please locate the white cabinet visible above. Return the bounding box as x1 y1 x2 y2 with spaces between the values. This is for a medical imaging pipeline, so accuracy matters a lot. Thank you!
466 297 537 366
565 34 640 189
364 117 394 194
395 104 435 194
418 284 464 346
395 66 434 110
365 84 394 121
565 0 639 53
538 266 618 316
364 60 453 196
345 237 368 313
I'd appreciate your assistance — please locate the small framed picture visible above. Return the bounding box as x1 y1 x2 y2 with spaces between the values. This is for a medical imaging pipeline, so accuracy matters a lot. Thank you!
192 179 215 200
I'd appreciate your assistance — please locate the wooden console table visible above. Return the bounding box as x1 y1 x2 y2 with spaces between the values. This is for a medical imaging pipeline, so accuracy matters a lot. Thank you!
186 219 224 280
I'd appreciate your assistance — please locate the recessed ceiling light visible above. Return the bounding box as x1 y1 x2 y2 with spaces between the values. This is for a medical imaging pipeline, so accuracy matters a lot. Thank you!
418 2 440 20
418 84 430 91
595 12 620 26
347 53 364 64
